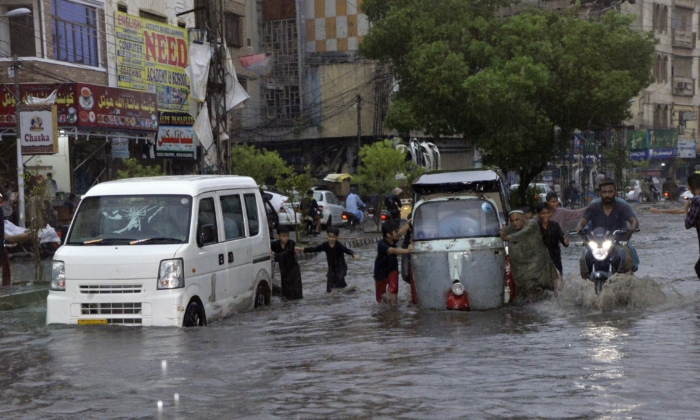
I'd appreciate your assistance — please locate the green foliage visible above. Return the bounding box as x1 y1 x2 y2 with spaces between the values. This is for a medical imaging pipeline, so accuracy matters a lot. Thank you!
276 165 315 241
360 1 656 205
353 140 423 227
603 138 633 194
230 145 290 186
509 185 542 213
116 158 164 179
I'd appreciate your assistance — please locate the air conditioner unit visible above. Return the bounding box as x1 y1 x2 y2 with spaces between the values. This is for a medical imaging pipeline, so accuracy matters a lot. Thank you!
685 82 692 90
677 81 685 88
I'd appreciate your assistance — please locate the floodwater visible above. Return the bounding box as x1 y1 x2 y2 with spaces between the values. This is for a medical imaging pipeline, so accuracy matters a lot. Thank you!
2 208 700 419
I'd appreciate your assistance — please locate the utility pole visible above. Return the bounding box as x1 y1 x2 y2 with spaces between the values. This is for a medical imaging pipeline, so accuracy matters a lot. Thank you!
203 0 229 174
356 94 362 165
13 55 25 228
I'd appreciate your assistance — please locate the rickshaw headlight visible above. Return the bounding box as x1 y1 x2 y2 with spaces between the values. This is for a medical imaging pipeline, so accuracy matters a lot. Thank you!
451 281 465 296
158 259 184 289
51 261 66 291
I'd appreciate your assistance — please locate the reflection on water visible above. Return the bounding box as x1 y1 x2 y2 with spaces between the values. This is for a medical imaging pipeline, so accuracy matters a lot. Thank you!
0 212 700 418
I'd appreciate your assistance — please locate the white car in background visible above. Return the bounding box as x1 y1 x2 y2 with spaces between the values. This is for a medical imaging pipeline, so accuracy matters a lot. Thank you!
510 183 558 203
275 188 344 227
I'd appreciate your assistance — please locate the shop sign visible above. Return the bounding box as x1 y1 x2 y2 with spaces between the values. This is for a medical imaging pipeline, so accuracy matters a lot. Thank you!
628 149 649 161
115 11 190 112
156 112 196 159
75 83 158 131
626 129 648 150
112 138 130 159
677 139 696 158
649 128 677 149
650 148 677 159
19 105 58 154
0 83 158 132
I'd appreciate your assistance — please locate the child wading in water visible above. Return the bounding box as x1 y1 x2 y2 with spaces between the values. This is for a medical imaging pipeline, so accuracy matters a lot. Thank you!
535 202 569 275
298 226 360 292
374 220 412 304
270 226 303 300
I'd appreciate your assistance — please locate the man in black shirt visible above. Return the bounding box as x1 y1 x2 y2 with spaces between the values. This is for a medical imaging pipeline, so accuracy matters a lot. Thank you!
374 220 411 304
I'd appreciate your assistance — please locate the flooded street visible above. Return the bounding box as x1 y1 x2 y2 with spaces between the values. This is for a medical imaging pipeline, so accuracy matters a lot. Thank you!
2 208 700 419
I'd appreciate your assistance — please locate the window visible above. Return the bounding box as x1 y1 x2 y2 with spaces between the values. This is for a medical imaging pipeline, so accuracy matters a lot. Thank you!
117 3 127 12
244 194 259 236
51 0 99 66
663 55 669 82
220 194 245 240
225 13 242 47
197 198 218 245
8 5 36 57
413 199 500 240
139 10 167 23
178 20 186 28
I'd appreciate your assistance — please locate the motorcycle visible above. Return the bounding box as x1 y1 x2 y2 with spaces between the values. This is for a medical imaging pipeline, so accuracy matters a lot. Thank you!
572 227 634 295
341 211 360 231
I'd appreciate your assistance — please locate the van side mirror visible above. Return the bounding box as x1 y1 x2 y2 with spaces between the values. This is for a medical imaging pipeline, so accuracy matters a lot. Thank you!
197 224 216 247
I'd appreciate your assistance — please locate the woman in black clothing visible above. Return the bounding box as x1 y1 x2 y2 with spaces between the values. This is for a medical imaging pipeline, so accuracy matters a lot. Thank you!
270 226 303 300
535 202 569 275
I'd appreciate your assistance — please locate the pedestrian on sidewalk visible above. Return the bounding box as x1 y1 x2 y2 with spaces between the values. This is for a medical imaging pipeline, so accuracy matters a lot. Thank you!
684 174 700 279
374 220 412 304
271 226 303 300
535 202 569 275
297 226 360 292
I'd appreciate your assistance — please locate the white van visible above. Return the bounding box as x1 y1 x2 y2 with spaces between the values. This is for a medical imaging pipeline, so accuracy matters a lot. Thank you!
46 176 273 327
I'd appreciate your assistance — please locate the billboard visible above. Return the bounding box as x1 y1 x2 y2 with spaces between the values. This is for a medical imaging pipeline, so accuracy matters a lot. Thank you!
156 112 196 159
648 128 677 148
0 83 158 132
626 129 648 150
19 105 58 154
649 148 677 160
115 11 190 112
628 149 649 161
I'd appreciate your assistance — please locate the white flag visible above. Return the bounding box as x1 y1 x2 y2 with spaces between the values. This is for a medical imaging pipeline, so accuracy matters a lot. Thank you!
224 40 249 111
25 89 57 105
188 42 211 102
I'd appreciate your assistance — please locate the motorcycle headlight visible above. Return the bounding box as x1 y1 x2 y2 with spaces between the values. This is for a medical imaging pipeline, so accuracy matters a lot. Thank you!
158 259 184 290
602 240 612 250
451 281 465 296
592 247 608 261
51 261 66 291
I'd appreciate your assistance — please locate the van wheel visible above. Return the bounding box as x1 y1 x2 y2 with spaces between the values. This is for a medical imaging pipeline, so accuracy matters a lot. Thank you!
254 282 271 308
183 300 206 327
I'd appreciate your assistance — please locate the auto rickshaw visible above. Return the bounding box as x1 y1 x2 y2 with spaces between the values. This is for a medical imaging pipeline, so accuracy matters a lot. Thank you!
409 170 516 310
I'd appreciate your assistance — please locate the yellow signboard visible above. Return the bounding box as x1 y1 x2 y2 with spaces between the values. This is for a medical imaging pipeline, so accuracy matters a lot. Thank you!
115 11 190 111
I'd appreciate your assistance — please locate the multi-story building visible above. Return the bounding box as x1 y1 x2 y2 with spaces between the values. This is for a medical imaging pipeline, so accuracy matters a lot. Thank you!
233 0 472 174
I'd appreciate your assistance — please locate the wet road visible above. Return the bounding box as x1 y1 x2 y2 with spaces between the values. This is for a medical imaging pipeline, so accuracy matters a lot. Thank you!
2 207 700 419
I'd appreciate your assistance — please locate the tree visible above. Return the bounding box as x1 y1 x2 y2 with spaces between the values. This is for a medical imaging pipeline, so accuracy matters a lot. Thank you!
276 165 315 242
353 140 423 227
360 0 656 204
116 158 164 179
230 144 290 186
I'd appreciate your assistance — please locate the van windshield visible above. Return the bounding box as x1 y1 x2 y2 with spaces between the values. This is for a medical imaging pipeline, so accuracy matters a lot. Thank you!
67 195 192 245
413 199 500 241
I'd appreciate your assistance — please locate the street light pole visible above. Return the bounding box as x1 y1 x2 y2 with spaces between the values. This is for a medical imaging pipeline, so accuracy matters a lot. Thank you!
13 55 24 227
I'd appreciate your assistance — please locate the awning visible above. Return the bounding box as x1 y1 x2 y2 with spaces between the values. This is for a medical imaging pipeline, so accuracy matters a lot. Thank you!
323 173 352 182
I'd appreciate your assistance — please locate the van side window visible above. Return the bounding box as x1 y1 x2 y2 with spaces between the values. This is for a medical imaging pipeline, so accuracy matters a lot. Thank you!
244 194 259 236
197 197 218 244
220 194 245 240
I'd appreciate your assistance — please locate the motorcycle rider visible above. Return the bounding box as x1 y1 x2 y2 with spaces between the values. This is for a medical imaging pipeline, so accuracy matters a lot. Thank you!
344 188 366 227
573 178 640 279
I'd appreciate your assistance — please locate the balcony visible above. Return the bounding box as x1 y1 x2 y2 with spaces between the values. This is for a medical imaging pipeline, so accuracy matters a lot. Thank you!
672 30 695 48
673 77 695 96
674 0 694 9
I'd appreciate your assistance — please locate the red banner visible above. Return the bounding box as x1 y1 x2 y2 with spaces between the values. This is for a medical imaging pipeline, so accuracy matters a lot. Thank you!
0 83 158 131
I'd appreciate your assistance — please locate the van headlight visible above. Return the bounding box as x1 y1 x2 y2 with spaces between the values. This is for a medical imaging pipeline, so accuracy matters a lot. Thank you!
158 259 184 290
51 261 65 291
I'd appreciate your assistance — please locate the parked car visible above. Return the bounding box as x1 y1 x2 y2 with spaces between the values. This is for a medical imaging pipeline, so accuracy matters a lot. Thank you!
277 188 344 228
510 183 558 203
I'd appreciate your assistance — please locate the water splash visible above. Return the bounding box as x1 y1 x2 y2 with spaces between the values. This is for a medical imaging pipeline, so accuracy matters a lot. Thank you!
556 273 667 312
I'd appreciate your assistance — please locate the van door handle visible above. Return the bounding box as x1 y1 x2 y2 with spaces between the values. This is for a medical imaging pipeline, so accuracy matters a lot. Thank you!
228 252 234 263
219 254 224 265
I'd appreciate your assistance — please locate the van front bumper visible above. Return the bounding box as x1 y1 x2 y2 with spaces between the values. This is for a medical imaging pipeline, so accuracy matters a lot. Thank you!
46 289 188 327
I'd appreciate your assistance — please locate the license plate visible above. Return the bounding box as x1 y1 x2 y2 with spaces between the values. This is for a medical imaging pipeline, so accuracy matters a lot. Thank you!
78 319 107 325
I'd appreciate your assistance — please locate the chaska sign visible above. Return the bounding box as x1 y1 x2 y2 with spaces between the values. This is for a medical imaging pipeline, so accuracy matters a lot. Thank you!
19 105 58 154
115 11 190 112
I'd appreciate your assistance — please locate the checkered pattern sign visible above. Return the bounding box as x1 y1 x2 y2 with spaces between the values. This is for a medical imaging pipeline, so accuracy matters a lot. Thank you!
304 0 369 52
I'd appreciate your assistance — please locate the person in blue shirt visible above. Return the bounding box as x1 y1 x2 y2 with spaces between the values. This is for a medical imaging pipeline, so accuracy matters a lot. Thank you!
344 188 365 225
